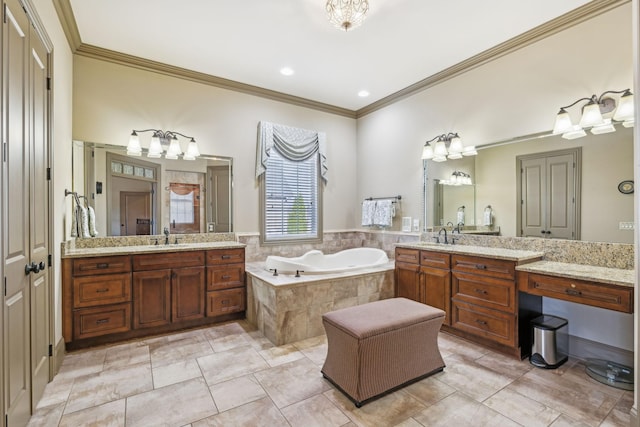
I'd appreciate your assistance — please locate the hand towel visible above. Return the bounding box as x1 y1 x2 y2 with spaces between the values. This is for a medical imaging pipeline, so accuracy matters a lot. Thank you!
483 208 492 226
373 200 393 227
78 205 91 238
70 205 78 237
361 200 376 226
88 206 98 237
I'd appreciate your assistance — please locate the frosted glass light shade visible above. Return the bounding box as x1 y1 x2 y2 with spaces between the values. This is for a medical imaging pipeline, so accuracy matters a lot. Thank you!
462 146 477 156
447 152 463 160
165 137 182 160
185 139 200 160
613 91 634 122
579 101 604 128
622 120 634 128
127 132 142 156
590 118 616 135
421 144 434 160
147 136 163 158
448 136 463 153
432 156 447 162
552 109 573 134
562 125 587 140
434 140 448 157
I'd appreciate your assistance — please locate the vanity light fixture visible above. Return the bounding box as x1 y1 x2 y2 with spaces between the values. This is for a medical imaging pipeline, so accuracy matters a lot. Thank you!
127 129 201 160
552 89 634 139
326 0 369 31
421 132 476 162
441 171 472 186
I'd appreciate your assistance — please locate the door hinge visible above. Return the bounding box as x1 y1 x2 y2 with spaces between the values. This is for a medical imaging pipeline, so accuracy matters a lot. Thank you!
3 142 6 162
4 277 6 297
3 3 6 24
46 77 51 91
48 254 52 267
48 344 53 357
46 167 51 180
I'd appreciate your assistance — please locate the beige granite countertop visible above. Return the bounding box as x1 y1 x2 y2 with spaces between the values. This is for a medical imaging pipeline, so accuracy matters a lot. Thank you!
516 260 634 288
396 242 544 262
62 241 245 258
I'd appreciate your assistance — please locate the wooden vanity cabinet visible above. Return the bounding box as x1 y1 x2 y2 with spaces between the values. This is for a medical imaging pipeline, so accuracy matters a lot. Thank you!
63 255 132 342
395 248 451 325
63 246 246 349
451 255 519 351
132 251 206 329
206 248 246 317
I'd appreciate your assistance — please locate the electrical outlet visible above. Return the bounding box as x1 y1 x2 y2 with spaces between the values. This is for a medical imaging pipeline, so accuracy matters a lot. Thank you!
619 222 635 230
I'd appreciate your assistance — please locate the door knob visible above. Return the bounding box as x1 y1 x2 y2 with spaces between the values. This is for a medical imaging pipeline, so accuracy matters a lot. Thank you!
25 262 40 275
38 261 46 271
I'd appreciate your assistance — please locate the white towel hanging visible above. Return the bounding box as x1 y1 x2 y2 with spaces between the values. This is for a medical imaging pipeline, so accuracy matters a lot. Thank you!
361 200 376 226
373 200 393 227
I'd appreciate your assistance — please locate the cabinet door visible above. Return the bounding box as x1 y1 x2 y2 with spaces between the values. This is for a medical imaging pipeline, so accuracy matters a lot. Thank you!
395 262 420 302
133 270 171 329
173 267 206 322
420 266 451 326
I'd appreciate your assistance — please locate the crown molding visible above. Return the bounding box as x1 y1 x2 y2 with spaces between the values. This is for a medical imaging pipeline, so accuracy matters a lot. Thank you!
52 0 81 51
355 0 631 118
55 0 629 120
74 44 357 118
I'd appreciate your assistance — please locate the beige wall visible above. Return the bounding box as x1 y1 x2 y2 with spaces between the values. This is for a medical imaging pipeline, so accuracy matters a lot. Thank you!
72 56 358 234
356 4 633 232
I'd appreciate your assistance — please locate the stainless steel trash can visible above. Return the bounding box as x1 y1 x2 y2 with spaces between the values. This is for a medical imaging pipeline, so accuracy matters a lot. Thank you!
530 315 568 369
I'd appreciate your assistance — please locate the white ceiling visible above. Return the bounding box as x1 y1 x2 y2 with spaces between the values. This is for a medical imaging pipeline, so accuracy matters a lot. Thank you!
69 0 592 111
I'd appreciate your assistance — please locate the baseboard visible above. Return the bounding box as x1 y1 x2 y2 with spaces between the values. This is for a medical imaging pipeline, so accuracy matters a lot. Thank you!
53 337 65 376
568 334 633 366
630 407 638 427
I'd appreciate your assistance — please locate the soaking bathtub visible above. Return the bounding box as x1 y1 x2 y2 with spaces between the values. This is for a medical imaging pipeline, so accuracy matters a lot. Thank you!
265 248 389 274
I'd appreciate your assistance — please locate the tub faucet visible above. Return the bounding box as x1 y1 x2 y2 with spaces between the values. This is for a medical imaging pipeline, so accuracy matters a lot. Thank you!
163 226 170 245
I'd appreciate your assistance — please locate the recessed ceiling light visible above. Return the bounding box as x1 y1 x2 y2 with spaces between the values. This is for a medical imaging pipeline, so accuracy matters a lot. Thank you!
280 67 294 76
358 90 370 97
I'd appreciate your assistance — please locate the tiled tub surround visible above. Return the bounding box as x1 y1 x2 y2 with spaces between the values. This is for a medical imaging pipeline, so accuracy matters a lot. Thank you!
245 262 395 346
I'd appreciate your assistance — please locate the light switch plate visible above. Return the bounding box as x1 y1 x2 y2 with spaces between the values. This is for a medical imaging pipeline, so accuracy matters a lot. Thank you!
619 221 635 230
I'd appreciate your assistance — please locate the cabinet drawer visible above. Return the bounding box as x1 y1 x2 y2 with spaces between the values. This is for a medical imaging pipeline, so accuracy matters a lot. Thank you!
73 255 131 276
420 250 450 270
452 272 515 313
207 288 245 317
73 273 131 308
206 248 245 265
451 300 515 348
521 272 633 313
73 303 131 340
395 248 419 265
451 255 515 280
207 264 245 291
133 251 205 271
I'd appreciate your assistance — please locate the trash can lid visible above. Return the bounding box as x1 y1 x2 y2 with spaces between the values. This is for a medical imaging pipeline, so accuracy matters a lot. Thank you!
531 314 568 330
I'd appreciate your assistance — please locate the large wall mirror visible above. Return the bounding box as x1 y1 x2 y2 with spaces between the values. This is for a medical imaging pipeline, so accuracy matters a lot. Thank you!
72 141 233 236
423 125 634 244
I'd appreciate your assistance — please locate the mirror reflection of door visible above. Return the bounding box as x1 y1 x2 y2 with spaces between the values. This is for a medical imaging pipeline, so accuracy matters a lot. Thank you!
207 166 231 232
169 183 200 233
120 191 152 235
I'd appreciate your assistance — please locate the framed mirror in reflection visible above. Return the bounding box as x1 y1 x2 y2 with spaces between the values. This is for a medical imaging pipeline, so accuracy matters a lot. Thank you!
72 140 233 236
423 125 634 244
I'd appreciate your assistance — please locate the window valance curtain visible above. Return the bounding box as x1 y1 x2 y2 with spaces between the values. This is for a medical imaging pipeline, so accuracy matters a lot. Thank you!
255 121 328 182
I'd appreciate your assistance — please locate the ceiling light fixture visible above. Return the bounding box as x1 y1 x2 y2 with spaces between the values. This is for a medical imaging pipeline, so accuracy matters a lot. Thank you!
552 89 634 139
280 67 294 76
326 0 369 31
421 132 476 162
358 90 370 97
127 129 201 160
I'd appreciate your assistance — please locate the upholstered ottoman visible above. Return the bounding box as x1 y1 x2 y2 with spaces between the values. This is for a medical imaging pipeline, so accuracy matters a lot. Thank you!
321 298 445 407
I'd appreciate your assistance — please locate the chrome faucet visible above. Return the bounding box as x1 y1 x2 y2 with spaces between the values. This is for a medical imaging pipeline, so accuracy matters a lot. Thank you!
163 226 170 245
453 222 464 234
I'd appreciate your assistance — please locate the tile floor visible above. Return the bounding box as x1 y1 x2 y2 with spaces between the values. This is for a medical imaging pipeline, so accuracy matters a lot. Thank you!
28 321 633 427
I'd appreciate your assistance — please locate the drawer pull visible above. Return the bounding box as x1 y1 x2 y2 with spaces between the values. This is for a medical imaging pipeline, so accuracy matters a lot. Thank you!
96 288 109 293
474 288 488 295
475 319 487 326
565 288 582 297
221 255 231 260
95 318 110 325
475 264 487 270
96 263 109 269
221 299 229 305
221 275 231 280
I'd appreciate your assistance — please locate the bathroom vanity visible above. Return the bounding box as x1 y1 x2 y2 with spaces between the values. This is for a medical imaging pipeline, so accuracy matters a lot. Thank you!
395 242 634 359
62 241 245 350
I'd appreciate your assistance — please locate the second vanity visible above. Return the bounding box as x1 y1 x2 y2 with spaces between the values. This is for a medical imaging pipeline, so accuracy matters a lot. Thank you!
62 240 246 350
395 242 634 359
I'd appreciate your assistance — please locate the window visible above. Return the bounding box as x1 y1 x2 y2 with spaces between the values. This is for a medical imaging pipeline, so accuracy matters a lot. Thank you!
169 182 200 233
261 148 321 243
